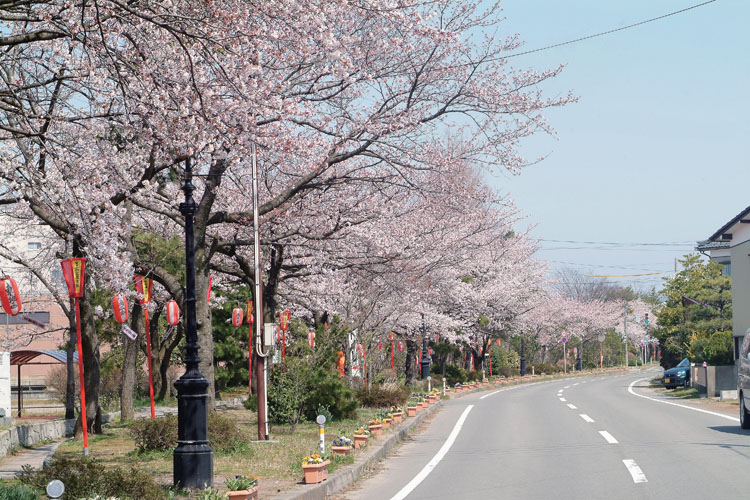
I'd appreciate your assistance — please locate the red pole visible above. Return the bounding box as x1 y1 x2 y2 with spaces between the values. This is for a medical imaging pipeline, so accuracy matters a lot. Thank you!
144 308 155 419
489 348 492 377
282 328 286 372
390 341 394 370
74 298 88 455
600 342 603 370
248 321 253 395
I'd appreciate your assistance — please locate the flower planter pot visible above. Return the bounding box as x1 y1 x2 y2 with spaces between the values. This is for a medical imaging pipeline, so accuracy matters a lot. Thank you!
382 419 391 429
368 424 383 437
331 445 353 457
407 406 417 417
302 460 330 484
392 412 403 423
227 485 259 500
353 434 369 449
416 402 423 412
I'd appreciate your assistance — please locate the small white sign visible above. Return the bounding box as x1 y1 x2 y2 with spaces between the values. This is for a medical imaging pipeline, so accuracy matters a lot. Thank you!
121 324 138 340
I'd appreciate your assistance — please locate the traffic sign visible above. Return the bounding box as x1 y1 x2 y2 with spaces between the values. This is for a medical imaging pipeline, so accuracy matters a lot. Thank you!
598 332 606 342
561 333 567 344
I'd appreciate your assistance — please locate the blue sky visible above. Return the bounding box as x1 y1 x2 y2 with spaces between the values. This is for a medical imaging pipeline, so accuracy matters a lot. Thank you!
486 0 749 291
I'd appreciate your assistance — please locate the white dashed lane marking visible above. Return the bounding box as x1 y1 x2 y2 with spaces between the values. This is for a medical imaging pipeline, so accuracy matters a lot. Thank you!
623 459 647 483
567 404 577 410
599 431 618 443
579 414 594 423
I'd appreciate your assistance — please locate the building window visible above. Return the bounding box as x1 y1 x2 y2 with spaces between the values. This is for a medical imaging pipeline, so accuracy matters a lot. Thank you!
27 242 41 250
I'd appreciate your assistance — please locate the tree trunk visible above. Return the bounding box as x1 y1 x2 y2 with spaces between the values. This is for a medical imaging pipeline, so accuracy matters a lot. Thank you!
78 294 102 435
158 322 183 400
195 267 215 409
65 311 76 421
405 339 417 385
120 303 142 421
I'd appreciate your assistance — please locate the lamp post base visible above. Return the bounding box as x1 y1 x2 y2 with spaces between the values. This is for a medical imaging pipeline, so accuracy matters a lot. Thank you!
520 356 527 376
173 374 213 489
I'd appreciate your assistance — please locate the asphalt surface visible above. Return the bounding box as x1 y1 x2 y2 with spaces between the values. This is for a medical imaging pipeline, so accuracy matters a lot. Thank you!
334 370 750 500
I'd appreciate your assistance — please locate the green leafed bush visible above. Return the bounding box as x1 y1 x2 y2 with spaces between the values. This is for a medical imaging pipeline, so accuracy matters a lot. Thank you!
17 456 166 500
130 414 178 451
129 412 245 453
355 383 410 408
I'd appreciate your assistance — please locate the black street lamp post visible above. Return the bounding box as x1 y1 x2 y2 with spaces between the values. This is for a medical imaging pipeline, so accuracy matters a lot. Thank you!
174 158 214 489
520 336 526 376
420 313 431 380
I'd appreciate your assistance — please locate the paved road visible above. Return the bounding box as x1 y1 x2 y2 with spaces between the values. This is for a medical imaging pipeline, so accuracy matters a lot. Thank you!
334 370 749 500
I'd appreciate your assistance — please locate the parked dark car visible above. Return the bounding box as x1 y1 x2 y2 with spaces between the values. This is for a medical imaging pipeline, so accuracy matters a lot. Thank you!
662 358 690 388
738 330 750 428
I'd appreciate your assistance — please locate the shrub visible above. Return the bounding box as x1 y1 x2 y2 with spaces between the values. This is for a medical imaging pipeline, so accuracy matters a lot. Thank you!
0 484 40 500
17 456 166 500
531 363 560 374
208 412 245 453
130 412 244 453
442 364 467 386
355 383 409 408
130 415 178 451
303 367 358 421
243 394 258 411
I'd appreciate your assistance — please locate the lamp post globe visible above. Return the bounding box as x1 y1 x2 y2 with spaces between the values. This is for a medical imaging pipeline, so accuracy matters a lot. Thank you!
173 158 214 489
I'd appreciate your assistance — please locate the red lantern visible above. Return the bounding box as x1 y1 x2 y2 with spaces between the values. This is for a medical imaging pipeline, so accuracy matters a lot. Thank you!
428 347 433 355
388 332 395 341
207 275 213 302
112 295 128 324
61 258 86 299
0 277 22 316
496 338 502 347
133 275 153 304
308 329 315 349
378 343 383 350
166 300 179 326
397 341 404 352
232 307 244 327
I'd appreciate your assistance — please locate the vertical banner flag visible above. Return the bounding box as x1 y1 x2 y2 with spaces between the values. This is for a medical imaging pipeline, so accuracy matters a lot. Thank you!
133 275 155 419
60 258 89 455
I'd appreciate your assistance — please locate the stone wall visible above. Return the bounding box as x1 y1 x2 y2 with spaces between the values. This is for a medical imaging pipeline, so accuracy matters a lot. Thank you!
0 418 75 460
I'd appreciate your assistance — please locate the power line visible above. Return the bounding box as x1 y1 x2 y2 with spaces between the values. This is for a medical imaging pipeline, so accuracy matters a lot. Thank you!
537 239 694 247
503 1 717 59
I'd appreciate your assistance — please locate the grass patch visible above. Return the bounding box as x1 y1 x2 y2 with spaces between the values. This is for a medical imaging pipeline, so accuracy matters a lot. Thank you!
52 406 389 495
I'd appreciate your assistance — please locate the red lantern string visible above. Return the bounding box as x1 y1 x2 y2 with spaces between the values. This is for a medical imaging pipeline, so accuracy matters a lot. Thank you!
166 300 179 326
0 277 22 316
112 295 128 324
232 307 244 327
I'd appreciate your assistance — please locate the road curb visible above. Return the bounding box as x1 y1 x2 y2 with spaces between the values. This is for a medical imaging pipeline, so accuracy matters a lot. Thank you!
273 400 442 500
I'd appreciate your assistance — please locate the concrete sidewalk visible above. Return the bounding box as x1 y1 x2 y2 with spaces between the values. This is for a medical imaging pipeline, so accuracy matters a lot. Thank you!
0 439 65 479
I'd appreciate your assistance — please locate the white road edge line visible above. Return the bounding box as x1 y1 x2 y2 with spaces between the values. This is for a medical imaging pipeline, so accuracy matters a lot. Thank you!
480 391 500 400
567 403 577 409
622 459 647 483
599 431 618 443
579 414 594 423
628 378 739 422
564 385 571 389
389 405 475 500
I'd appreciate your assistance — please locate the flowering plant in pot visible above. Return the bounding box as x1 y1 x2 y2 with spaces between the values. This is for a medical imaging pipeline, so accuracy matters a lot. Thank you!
225 475 259 500
301 453 331 484
353 427 370 448
331 436 354 457
368 418 384 436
